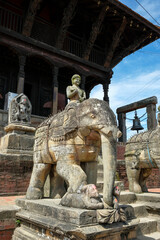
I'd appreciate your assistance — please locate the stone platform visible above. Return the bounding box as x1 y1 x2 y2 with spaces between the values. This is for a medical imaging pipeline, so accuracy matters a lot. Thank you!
12 198 138 240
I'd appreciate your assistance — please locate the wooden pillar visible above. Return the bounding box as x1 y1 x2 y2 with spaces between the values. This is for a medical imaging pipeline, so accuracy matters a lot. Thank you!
103 71 112 104
147 104 157 130
118 112 126 143
103 83 110 104
52 66 59 115
17 55 26 94
81 75 86 90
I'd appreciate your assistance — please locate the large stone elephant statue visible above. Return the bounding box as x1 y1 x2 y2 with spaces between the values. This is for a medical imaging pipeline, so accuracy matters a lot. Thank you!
26 98 121 208
125 114 160 193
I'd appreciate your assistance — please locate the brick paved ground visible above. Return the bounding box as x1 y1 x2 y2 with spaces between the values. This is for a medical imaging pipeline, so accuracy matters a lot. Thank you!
0 195 24 206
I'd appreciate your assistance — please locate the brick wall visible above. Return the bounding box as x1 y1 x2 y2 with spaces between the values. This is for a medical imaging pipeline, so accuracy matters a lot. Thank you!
0 155 33 196
117 143 160 190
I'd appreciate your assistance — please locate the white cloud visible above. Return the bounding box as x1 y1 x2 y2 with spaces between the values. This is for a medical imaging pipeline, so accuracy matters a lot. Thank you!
90 70 160 114
109 70 160 113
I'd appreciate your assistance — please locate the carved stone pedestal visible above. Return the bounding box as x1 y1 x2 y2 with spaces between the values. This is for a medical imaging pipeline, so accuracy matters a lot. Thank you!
12 198 138 240
0 124 35 154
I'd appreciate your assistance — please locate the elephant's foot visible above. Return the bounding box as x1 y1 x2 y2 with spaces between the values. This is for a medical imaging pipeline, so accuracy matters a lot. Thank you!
26 187 43 199
129 183 142 193
60 184 104 210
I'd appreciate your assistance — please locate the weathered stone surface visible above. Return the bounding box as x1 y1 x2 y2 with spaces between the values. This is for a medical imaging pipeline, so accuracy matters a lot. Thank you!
8 93 32 125
4 124 35 133
13 198 138 240
0 131 35 154
137 217 157 236
16 198 97 226
136 192 160 203
26 99 121 209
137 232 160 240
119 191 137 204
66 74 86 103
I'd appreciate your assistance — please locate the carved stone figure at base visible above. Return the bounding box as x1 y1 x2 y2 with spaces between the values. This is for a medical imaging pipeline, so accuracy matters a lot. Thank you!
61 184 103 209
125 110 160 193
26 98 121 209
97 186 127 224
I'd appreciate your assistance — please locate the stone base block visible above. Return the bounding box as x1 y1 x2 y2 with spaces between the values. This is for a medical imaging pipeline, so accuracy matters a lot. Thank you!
0 132 34 154
12 198 138 240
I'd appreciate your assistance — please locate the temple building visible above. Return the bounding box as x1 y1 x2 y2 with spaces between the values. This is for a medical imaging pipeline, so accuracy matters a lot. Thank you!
0 0 160 117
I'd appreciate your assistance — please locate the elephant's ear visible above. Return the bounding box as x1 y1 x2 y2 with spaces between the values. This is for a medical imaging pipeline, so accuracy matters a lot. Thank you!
49 103 78 140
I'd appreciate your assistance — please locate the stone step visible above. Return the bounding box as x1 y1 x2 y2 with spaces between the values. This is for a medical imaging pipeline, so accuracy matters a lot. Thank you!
120 191 137 204
122 203 149 219
136 232 160 240
137 217 158 236
16 198 97 227
136 193 160 203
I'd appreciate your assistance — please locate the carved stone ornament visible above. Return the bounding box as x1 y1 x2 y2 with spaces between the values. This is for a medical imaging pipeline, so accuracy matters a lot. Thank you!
8 93 32 125
26 98 122 212
97 186 127 224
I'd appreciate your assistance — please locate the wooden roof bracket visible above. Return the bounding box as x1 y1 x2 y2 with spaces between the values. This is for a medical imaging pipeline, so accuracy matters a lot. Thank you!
55 0 78 49
111 34 149 67
82 4 110 61
104 16 127 68
22 0 42 37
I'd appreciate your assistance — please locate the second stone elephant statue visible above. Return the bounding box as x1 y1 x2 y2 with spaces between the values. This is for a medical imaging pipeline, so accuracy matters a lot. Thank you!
26 98 121 209
125 112 160 193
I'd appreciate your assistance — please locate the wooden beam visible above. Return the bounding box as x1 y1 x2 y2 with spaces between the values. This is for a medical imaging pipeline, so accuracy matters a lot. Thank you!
104 16 127 68
22 0 42 37
110 34 149 68
55 0 78 49
117 96 157 114
82 5 109 61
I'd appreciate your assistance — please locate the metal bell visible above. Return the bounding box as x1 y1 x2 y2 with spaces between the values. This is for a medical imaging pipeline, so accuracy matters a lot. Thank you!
131 110 144 133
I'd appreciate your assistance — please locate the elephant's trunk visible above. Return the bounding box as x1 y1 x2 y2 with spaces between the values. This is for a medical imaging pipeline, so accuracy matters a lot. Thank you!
101 133 117 208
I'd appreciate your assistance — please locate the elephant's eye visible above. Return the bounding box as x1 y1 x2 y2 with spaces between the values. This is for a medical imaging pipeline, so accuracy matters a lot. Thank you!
90 114 95 119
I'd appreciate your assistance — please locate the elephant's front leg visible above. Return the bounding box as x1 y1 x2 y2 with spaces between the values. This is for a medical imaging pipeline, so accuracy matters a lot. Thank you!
26 163 51 199
126 157 142 193
56 157 87 193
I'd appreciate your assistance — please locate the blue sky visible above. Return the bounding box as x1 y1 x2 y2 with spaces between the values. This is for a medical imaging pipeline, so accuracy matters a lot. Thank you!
90 0 160 139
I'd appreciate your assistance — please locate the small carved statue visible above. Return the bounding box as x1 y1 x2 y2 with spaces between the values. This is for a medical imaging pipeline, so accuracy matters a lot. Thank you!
97 186 127 224
66 74 86 103
9 93 32 124
60 184 103 209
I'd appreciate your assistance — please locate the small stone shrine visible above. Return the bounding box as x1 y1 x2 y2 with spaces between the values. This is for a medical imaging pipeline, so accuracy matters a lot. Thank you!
0 93 35 154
